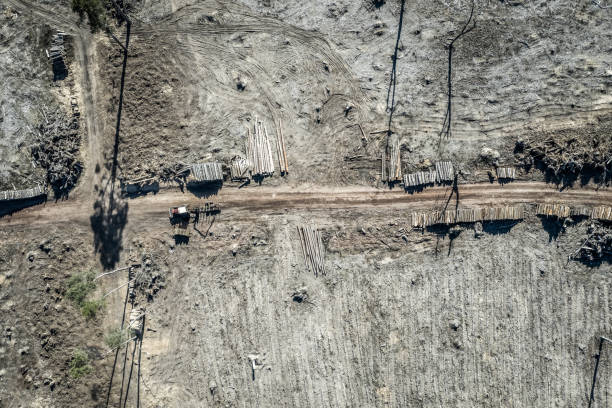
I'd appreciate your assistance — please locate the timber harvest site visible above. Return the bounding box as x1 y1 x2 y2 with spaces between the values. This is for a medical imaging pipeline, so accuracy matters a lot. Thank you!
1 0 611 407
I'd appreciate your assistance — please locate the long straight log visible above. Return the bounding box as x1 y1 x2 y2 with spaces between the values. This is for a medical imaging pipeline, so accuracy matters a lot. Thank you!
276 127 283 173
279 120 289 173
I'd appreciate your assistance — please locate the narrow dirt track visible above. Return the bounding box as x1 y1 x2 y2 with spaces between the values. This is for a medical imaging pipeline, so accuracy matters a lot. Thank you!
1 182 610 227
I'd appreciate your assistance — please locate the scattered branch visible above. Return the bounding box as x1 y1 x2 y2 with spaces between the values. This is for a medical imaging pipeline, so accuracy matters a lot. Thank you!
592 0 611 9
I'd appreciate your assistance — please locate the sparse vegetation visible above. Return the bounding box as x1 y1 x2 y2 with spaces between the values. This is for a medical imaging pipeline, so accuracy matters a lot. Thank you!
81 299 105 320
104 327 127 350
66 270 96 305
69 349 92 379
66 271 104 319
71 0 106 31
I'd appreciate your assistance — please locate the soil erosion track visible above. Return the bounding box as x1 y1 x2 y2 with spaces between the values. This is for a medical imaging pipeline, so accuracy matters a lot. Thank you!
1 182 610 227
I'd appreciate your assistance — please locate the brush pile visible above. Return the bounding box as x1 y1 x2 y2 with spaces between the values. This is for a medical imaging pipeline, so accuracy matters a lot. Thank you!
571 222 612 264
31 109 82 197
515 121 612 184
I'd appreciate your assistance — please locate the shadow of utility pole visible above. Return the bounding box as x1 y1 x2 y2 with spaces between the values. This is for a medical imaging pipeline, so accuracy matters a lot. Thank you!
91 15 131 271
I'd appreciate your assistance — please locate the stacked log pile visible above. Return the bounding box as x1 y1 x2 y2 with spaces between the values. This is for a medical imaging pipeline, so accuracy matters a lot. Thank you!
46 31 67 78
297 225 326 277
403 170 437 188
571 206 592 218
230 156 250 180
435 161 454 182
246 118 275 177
496 167 516 180
402 161 455 189
537 204 611 221
276 121 289 175
592 206 612 222
387 139 402 182
189 162 223 183
481 206 523 221
536 203 571 218
411 206 523 228
0 185 46 202
31 107 82 196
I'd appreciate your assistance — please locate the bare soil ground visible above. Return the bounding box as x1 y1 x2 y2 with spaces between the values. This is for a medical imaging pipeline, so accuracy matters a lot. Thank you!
1 0 611 407
98 0 612 186
0 225 111 408
118 212 612 407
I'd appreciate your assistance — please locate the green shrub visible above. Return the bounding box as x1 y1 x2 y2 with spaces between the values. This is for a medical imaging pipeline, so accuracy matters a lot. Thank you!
81 299 105 320
67 271 105 319
71 0 106 31
104 327 127 350
66 271 96 306
69 349 92 379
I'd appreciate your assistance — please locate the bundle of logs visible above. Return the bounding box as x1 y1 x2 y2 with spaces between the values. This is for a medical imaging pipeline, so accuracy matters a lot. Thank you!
496 167 516 180
188 162 223 184
403 170 437 188
31 108 82 197
276 120 289 175
536 203 571 218
435 161 454 183
571 223 612 263
230 156 250 181
536 204 612 221
0 185 46 202
246 117 275 177
412 206 523 228
297 225 326 277
385 139 402 182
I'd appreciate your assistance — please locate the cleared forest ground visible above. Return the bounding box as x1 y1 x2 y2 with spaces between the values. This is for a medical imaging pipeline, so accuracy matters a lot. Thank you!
0 0 611 407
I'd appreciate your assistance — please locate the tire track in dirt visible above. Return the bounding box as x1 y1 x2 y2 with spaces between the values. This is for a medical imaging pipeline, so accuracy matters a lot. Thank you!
4 0 81 33
73 30 104 198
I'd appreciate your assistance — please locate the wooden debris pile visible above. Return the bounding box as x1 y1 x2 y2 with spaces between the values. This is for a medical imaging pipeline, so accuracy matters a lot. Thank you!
246 118 275 177
188 162 223 184
297 225 326 277
571 222 612 263
0 185 46 202
435 161 454 183
496 167 516 180
276 121 289 175
411 206 523 228
515 131 612 183
230 156 250 181
31 107 82 197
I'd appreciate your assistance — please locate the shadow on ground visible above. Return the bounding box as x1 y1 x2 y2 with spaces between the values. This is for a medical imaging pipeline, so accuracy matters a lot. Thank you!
482 220 522 235
90 179 128 269
0 196 47 218
186 182 221 198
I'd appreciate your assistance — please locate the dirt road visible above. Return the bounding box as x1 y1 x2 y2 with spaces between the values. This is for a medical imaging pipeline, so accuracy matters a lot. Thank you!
2 182 610 227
